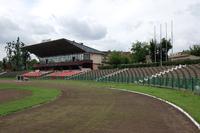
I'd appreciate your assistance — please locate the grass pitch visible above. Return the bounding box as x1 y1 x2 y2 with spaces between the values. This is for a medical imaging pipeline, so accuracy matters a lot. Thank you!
0 83 60 116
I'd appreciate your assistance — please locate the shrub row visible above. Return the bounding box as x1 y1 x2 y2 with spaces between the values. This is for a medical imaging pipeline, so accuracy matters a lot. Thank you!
99 59 200 69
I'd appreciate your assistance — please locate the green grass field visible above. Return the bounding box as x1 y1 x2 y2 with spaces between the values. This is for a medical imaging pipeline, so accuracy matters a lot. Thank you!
43 80 200 123
0 83 61 116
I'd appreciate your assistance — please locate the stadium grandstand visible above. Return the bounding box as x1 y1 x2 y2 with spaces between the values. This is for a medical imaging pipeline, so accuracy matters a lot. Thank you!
23 38 104 70
69 64 200 91
20 38 104 78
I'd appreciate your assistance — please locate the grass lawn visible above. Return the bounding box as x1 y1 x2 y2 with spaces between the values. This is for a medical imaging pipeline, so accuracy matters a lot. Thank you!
45 80 200 123
0 83 61 116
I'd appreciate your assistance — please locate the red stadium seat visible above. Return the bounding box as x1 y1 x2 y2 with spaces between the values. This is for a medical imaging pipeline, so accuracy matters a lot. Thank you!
47 70 81 77
23 71 52 78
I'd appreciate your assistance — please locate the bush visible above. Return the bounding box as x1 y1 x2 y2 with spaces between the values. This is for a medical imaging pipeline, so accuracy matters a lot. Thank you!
99 59 200 69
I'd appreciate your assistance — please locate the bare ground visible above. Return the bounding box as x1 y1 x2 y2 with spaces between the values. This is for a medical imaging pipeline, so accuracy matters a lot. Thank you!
0 89 32 104
0 80 199 133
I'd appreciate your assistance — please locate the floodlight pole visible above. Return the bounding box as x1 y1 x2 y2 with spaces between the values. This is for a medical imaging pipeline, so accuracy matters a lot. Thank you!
160 24 162 66
171 21 174 54
165 22 168 61
154 26 157 63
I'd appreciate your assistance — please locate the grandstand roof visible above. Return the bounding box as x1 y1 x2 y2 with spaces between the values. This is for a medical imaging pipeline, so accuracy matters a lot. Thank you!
22 38 102 57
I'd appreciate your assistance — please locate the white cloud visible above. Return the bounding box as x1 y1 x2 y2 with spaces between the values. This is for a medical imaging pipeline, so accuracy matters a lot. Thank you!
57 17 107 40
0 0 200 60
0 16 20 42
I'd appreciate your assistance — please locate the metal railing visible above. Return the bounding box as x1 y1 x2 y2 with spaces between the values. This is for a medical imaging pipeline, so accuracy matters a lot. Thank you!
67 70 200 92
99 75 200 92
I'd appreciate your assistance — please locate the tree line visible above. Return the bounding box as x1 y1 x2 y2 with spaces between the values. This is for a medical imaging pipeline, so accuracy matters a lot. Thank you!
107 38 200 65
0 37 37 71
106 38 172 65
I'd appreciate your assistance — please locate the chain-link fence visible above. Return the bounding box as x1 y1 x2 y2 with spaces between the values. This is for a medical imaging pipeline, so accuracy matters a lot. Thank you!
67 71 200 91
98 75 200 93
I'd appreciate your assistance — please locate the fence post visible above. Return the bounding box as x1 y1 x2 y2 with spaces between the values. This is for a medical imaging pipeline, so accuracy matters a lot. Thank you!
128 76 130 83
177 77 179 89
185 78 187 89
117 74 120 83
160 77 162 87
192 78 194 91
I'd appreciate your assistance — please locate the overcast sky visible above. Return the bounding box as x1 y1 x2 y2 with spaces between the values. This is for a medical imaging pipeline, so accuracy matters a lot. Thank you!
0 0 200 59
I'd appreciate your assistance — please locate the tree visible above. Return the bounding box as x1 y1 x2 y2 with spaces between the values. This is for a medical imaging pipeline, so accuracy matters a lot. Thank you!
120 54 130 64
160 38 172 61
149 39 157 62
131 41 149 63
149 38 172 62
21 49 31 70
108 51 121 65
2 58 8 70
0 60 2 71
27 59 39 70
190 45 200 56
107 51 131 65
4 37 30 71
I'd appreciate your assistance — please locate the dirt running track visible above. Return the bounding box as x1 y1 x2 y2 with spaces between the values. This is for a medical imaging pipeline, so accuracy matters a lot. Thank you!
0 89 32 104
0 80 199 133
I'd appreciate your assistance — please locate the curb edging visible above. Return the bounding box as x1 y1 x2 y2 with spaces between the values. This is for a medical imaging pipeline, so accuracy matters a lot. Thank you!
109 87 200 130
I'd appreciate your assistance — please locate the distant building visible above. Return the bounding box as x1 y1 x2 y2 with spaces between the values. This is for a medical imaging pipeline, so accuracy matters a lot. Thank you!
22 38 104 70
169 52 200 61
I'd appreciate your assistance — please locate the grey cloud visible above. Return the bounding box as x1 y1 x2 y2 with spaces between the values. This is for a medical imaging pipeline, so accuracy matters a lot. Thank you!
120 21 143 32
187 3 200 17
28 21 55 35
0 17 19 31
0 17 20 43
58 17 107 40
0 16 57 46
134 22 143 29
88 37 130 52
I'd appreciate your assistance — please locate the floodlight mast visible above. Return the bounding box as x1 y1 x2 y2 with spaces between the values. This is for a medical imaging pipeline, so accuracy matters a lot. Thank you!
171 20 174 54
160 24 162 66
165 22 168 61
153 21 173 64
154 26 157 63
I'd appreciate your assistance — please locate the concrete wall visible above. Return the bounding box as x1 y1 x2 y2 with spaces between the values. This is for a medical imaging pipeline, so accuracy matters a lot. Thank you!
90 54 103 69
90 54 103 64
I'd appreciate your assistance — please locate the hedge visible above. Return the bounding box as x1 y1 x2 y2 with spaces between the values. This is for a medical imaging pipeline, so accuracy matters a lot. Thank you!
99 59 200 69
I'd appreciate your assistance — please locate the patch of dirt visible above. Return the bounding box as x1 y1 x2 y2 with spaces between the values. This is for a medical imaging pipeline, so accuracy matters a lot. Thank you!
0 80 199 133
0 89 32 104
